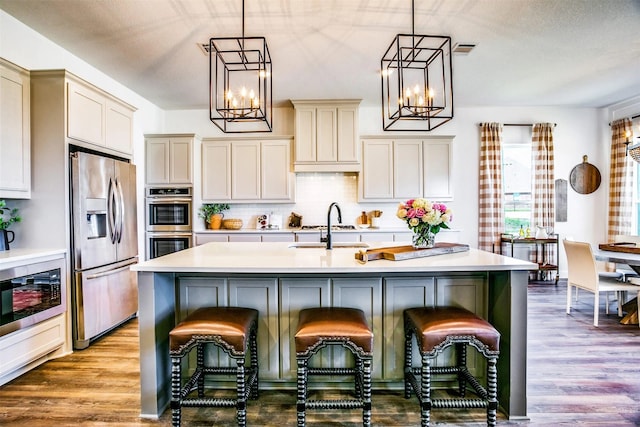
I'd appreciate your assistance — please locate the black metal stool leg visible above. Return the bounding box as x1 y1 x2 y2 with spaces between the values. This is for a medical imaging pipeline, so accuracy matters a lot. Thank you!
404 329 413 399
197 343 205 397
362 357 372 427
250 328 259 399
421 355 431 427
456 342 467 397
170 356 182 427
296 357 308 427
487 357 498 427
236 358 247 427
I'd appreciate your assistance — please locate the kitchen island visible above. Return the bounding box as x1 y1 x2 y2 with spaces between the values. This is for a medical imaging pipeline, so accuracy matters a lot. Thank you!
132 241 537 420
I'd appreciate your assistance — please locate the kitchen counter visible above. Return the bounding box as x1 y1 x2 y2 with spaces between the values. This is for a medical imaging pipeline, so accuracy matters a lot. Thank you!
133 241 531 274
0 248 67 269
134 242 536 420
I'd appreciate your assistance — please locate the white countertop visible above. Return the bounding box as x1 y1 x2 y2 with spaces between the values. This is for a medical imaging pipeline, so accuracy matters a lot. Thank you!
133 241 537 274
0 248 67 269
194 227 408 233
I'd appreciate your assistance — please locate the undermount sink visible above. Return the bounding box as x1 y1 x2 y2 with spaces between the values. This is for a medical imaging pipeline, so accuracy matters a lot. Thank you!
288 242 369 249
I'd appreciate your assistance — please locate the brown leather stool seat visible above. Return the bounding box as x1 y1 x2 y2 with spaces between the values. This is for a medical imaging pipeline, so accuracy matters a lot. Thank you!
169 307 259 427
404 306 500 427
295 307 373 427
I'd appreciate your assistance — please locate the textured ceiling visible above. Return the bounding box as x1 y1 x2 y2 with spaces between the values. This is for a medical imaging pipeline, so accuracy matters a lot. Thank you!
1 0 639 110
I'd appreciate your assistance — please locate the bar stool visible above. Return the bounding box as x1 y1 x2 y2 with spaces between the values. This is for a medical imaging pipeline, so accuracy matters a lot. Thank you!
295 307 374 427
169 307 259 427
404 306 500 427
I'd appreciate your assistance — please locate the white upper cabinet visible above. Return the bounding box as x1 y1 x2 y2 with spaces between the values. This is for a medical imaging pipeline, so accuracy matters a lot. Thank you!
0 59 30 198
261 140 293 200
202 140 232 200
67 79 135 155
360 136 454 202
145 134 195 185
201 137 294 203
291 99 361 172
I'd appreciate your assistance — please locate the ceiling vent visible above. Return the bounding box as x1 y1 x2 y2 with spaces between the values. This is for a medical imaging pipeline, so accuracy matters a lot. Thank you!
199 43 211 56
452 43 476 55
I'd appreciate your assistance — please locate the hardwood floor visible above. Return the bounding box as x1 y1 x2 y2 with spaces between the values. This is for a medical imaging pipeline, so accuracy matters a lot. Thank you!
1 280 639 426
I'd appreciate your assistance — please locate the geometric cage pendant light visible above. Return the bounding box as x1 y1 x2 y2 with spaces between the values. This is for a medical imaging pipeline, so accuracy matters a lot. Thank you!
209 0 272 133
381 0 453 131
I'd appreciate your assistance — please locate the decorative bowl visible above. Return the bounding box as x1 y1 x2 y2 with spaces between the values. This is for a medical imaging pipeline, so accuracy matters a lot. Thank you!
222 218 243 230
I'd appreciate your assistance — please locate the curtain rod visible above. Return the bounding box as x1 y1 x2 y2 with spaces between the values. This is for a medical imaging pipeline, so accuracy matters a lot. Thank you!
478 123 557 127
608 114 640 126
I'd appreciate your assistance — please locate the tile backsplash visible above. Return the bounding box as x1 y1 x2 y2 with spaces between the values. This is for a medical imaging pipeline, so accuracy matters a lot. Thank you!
209 173 401 230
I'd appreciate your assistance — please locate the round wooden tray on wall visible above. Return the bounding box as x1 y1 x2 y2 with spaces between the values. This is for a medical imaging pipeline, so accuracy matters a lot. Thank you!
569 155 601 194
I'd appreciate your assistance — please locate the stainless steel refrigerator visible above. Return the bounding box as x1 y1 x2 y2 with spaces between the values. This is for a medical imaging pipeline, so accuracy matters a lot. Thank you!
70 150 138 349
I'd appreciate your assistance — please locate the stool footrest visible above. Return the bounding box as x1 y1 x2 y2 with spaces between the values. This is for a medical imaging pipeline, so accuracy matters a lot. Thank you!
307 367 357 376
306 399 365 410
432 398 488 409
181 398 237 408
405 369 488 403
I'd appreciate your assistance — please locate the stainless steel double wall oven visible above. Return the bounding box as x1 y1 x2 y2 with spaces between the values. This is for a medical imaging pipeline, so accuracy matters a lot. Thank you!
145 187 193 259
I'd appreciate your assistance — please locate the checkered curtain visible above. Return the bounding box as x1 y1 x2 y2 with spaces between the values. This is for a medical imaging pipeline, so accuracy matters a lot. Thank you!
531 123 555 231
608 118 634 241
531 123 555 273
478 123 503 252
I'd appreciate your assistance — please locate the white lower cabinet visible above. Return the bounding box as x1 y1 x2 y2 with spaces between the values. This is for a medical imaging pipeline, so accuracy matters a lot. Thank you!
195 233 228 245
194 232 295 245
228 234 262 243
0 315 65 386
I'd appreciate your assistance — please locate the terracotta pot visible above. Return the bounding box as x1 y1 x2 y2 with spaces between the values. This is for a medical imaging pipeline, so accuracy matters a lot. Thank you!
208 213 224 230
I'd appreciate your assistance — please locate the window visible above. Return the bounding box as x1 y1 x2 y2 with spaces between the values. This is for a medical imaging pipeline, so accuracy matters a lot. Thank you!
502 126 533 235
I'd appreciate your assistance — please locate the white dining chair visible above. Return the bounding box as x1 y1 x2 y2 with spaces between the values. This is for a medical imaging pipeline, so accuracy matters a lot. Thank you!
563 239 640 327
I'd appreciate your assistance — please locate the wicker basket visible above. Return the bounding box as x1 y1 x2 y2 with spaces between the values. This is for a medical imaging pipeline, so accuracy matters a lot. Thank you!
222 218 243 230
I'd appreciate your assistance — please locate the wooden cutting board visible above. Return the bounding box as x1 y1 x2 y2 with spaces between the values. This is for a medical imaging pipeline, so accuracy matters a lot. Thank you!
569 155 601 194
355 242 469 262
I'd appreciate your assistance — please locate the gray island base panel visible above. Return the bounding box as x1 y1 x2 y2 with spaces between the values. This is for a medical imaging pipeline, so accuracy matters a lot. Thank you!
133 242 537 420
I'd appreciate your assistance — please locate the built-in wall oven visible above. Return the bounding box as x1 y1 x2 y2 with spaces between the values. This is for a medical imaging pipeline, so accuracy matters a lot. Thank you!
145 187 193 259
146 232 194 259
145 187 192 232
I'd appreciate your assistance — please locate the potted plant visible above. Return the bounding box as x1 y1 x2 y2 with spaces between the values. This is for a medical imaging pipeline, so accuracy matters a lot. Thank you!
0 200 22 251
198 203 230 230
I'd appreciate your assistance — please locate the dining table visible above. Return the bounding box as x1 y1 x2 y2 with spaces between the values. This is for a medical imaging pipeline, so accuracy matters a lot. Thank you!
593 242 640 325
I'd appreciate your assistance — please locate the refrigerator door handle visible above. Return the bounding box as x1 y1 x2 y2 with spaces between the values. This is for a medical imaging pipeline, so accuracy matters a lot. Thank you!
114 178 124 243
118 178 125 243
107 178 117 244
84 263 135 280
